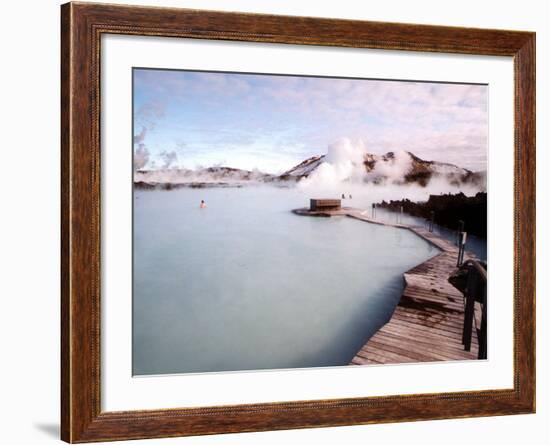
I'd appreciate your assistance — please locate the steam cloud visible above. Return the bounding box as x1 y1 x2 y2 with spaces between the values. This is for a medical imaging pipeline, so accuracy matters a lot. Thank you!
132 128 485 202
134 166 273 185
133 127 147 144
134 143 150 170
159 150 178 169
297 139 364 188
133 126 151 171
366 150 413 183
299 138 411 188
297 137 483 201
133 101 168 170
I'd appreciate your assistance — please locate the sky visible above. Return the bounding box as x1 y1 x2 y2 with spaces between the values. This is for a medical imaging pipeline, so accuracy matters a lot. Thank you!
133 68 488 174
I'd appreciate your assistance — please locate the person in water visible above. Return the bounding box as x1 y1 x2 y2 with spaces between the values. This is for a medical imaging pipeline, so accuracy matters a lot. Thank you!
200 200 206 208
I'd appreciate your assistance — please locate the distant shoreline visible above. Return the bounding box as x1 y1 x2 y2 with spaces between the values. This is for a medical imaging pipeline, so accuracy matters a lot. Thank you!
377 192 487 238
134 181 244 190
133 181 298 190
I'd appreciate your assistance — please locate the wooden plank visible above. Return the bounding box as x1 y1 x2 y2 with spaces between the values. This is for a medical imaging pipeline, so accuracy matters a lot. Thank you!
373 330 477 356
390 312 465 335
357 348 419 364
380 316 470 342
379 322 478 349
366 338 473 362
395 305 464 324
346 207 481 366
390 312 467 335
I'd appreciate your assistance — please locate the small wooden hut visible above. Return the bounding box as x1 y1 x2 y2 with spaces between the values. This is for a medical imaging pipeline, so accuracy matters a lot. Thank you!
310 199 341 211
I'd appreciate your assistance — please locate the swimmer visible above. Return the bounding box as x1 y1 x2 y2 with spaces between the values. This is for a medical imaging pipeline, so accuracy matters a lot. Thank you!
200 200 206 208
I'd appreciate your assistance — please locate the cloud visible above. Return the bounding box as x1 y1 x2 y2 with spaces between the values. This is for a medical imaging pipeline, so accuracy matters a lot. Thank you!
134 69 252 102
175 140 187 153
133 69 488 172
134 100 166 131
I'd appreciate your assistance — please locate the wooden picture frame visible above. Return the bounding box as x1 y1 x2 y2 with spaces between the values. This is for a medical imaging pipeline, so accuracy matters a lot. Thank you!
61 2 535 442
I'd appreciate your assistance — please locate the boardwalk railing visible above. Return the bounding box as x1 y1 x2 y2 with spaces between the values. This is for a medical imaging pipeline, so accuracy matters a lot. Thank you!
456 231 468 266
461 259 487 359
294 205 486 365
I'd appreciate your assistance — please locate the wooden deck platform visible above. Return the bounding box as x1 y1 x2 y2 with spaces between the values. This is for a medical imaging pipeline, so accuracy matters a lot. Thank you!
294 206 480 365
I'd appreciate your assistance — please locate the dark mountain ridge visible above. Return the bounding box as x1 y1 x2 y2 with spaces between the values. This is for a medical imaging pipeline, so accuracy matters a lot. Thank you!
134 151 486 190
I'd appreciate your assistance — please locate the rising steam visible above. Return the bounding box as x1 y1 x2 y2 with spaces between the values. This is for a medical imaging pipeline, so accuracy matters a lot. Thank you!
134 143 150 171
297 137 484 201
299 138 413 188
159 150 178 169
133 126 151 171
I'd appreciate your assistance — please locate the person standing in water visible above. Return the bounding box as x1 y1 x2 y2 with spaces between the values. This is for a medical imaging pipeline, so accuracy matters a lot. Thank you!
200 200 206 208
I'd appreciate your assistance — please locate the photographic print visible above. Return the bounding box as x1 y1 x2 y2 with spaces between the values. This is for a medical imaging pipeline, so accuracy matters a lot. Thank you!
132 68 488 376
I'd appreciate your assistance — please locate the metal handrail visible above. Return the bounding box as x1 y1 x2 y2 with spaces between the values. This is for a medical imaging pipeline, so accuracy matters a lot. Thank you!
461 259 487 282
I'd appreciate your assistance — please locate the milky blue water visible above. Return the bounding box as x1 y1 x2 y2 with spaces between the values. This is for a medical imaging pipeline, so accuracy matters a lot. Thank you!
133 186 441 375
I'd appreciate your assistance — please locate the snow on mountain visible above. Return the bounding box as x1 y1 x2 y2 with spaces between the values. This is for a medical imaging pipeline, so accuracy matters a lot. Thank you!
284 150 484 188
134 151 486 190
279 155 326 179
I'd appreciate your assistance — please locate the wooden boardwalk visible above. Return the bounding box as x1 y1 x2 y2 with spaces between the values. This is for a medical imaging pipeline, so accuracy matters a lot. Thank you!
294 206 480 365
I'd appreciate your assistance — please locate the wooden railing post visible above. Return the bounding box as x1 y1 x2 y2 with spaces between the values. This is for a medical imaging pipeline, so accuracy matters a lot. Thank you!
462 268 476 351
459 260 487 359
456 220 464 246
478 283 488 359
457 231 467 266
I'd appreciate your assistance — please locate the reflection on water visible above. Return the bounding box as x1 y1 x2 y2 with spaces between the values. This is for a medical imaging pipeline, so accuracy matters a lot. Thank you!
373 208 487 261
134 186 450 375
